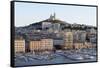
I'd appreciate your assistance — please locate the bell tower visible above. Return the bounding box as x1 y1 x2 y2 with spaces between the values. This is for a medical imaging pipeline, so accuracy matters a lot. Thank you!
49 12 56 20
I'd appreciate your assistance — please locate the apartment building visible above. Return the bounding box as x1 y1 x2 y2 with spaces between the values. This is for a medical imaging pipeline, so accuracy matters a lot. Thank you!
29 38 53 52
64 32 73 49
15 39 25 53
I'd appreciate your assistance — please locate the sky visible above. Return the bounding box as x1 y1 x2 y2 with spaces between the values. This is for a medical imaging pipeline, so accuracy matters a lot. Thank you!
15 2 97 27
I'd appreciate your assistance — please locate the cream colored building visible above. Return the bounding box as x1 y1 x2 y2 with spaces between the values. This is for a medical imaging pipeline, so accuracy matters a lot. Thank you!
74 43 84 49
64 32 73 49
30 40 41 52
41 39 53 51
29 39 53 52
15 39 25 53
73 42 93 49
84 42 93 48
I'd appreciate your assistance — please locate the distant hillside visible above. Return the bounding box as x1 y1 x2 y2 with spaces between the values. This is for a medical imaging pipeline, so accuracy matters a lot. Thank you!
15 13 97 35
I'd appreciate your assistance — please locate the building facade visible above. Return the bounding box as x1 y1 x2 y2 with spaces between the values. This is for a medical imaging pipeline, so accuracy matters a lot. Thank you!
29 38 53 53
15 39 25 53
30 40 41 52
73 43 84 49
64 32 73 49
73 31 86 43
52 23 61 33
41 39 53 51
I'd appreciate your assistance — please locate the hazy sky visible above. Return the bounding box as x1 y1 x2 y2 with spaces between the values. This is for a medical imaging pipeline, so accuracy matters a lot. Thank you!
15 2 97 27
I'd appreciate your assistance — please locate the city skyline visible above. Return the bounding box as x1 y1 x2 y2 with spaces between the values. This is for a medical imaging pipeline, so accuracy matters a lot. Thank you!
15 2 97 27
12 1 97 67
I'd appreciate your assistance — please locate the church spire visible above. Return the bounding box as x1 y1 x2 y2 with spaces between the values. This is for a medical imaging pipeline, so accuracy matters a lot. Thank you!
49 12 56 20
54 12 56 20
50 14 52 19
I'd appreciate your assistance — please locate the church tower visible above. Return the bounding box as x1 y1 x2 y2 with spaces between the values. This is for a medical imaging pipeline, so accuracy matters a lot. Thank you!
50 14 53 20
49 12 56 20
53 12 56 20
